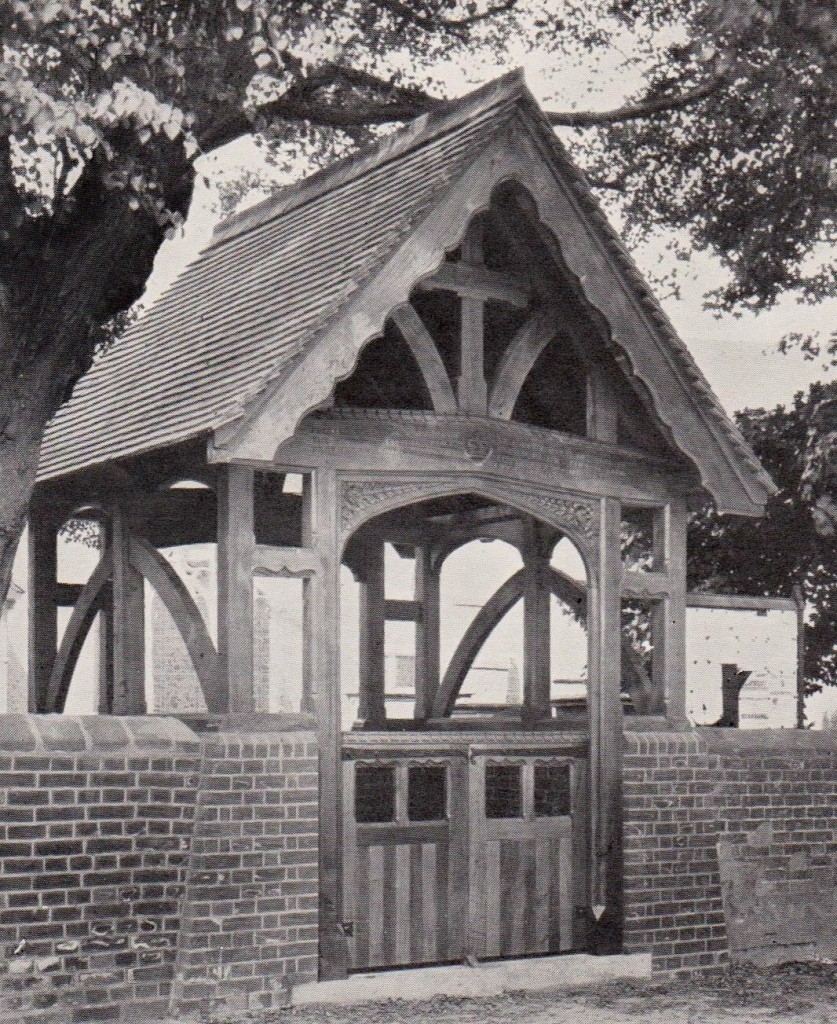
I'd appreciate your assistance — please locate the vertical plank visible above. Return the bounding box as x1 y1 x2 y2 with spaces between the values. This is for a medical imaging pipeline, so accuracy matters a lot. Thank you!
28 516 57 712
421 843 438 962
534 838 551 951
216 464 255 714
467 756 487 959
355 844 370 969
446 758 469 960
414 547 441 720
558 836 574 951
305 467 347 978
571 761 589 952
394 844 411 963
484 840 502 957
367 845 385 967
111 508 145 715
409 841 424 962
508 841 530 955
97 519 113 713
357 541 386 722
342 762 358 968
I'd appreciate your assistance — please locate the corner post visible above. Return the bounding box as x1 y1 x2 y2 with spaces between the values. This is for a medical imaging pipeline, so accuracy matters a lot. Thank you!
111 506 146 715
217 463 255 714
658 498 688 726
305 469 348 980
28 514 58 712
589 496 623 948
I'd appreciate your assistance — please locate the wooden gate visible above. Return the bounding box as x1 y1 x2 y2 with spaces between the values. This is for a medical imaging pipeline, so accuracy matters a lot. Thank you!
342 733 587 971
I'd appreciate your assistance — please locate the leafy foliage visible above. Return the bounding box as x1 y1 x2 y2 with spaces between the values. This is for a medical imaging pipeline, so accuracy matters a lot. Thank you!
687 381 837 691
583 0 836 312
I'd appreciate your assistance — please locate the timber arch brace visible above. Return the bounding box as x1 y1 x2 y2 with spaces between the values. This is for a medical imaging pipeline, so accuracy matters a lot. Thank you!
45 537 221 713
431 565 658 718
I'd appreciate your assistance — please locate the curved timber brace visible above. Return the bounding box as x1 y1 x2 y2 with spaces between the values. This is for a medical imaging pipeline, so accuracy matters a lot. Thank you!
431 565 658 718
44 536 221 713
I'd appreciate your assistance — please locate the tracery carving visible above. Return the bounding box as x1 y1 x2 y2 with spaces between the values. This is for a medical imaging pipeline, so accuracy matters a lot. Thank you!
340 480 433 534
519 493 597 544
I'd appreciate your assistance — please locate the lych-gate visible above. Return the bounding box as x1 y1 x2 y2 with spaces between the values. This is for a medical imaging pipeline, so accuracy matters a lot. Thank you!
29 72 774 979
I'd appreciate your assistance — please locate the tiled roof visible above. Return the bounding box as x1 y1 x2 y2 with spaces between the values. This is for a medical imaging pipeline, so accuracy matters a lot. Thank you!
37 69 774 505
38 74 524 479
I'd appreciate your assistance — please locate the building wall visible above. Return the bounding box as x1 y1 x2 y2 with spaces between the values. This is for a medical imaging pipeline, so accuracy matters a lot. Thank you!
0 714 318 1022
622 728 837 975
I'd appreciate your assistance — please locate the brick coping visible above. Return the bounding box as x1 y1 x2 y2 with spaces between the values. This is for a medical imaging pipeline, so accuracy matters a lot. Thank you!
0 712 316 753
625 726 837 755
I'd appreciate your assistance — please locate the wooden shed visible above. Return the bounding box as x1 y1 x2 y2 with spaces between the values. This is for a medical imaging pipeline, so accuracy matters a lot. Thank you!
32 71 775 977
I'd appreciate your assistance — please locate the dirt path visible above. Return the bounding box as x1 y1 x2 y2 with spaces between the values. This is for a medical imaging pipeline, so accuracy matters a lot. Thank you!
204 963 837 1024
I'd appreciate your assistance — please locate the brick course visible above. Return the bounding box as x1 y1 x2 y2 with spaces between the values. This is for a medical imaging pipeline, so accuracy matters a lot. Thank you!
622 728 837 975
0 714 318 1023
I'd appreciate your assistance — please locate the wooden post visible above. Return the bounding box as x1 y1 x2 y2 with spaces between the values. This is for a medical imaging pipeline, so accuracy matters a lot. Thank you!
521 524 552 722
458 220 488 415
589 497 624 949
586 367 618 443
357 541 386 723
217 464 255 714
305 468 349 980
28 516 58 712
414 546 441 720
658 499 688 725
110 507 146 715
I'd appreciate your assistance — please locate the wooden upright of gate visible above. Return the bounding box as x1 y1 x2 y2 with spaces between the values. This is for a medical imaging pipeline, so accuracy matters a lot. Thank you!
343 731 587 971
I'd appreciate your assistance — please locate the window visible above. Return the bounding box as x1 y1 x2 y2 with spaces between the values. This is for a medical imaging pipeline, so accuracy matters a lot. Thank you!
355 764 395 823
485 764 523 818
408 765 447 821
533 763 572 816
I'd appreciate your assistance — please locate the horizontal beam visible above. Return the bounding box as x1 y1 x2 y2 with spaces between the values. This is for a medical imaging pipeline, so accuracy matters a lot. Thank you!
416 262 530 309
253 545 321 577
621 570 672 599
686 591 798 612
384 598 422 622
275 410 694 505
54 583 84 607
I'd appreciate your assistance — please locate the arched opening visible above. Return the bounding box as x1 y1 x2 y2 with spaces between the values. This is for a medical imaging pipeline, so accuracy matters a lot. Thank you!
339 491 593 729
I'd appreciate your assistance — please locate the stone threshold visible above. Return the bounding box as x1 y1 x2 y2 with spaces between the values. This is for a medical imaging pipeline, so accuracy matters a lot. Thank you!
292 952 652 1006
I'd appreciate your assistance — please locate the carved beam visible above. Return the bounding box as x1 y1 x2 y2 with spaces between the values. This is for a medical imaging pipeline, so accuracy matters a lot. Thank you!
416 262 531 309
253 545 320 577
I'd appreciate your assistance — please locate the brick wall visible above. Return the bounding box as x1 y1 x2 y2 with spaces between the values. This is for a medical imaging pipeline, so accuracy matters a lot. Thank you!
0 713 318 1023
622 728 837 975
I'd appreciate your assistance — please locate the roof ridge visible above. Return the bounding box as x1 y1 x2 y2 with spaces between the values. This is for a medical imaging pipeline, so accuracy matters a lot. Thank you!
208 69 526 250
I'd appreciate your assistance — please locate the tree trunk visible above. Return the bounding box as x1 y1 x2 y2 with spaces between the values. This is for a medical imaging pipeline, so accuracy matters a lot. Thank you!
0 356 65 606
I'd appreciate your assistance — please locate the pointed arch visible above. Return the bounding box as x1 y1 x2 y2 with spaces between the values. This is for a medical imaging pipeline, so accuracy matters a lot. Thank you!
45 548 113 713
127 538 223 712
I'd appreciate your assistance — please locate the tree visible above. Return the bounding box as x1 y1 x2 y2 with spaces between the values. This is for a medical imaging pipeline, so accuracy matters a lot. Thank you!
0 0 834 607
687 381 837 693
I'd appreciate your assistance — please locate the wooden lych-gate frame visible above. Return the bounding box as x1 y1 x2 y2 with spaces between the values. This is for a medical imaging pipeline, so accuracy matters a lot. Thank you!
29 74 774 979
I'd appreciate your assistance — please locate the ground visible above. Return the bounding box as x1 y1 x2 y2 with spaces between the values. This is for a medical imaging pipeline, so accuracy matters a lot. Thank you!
205 963 837 1024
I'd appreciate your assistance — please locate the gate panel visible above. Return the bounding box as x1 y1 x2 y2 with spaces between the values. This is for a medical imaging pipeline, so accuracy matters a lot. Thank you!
469 755 583 959
343 734 587 971
343 755 468 970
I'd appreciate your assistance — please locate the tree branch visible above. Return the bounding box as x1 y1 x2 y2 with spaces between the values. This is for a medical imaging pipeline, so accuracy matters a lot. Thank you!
199 64 725 155
373 0 518 39
544 72 726 127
